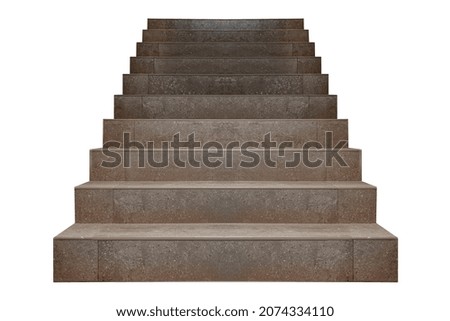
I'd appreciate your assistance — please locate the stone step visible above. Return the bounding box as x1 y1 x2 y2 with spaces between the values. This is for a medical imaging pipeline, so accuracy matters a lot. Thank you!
54 223 397 281
89 148 361 181
75 181 375 224
114 95 337 119
103 119 348 148
143 29 309 43
147 19 304 30
137 42 315 57
130 57 321 74
123 74 328 95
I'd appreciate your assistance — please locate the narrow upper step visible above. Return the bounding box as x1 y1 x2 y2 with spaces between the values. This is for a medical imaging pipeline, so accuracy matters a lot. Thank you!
137 42 315 57
114 95 337 119
147 19 304 30
143 29 309 42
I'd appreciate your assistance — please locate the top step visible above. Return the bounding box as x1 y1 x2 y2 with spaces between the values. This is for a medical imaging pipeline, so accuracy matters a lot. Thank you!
148 19 304 30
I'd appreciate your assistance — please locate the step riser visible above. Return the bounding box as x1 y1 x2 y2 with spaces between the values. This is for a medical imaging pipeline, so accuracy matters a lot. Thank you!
130 57 321 74
143 30 309 43
148 19 304 30
103 119 348 148
137 43 315 57
90 149 361 181
75 188 375 223
114 95 337 119
54 239 397 281
123 75 328 95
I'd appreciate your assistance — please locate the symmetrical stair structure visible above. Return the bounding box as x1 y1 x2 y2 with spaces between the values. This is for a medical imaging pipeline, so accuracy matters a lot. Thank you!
54 19 397 282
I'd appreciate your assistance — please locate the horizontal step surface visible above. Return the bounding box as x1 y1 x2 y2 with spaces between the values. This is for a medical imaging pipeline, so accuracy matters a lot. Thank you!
147 19 304 30
54 223 397 281
123 74 328 95
137 42 315 57
103 119 348 147
75 181 375 224
130 57 321 74
143 29 309 43
114 95 337 119
90 148 361 181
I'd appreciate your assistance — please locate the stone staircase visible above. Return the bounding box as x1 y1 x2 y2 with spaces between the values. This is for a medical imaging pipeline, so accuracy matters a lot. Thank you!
54 18 397 282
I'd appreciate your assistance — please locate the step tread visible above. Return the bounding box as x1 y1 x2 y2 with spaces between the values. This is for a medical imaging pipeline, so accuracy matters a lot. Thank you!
144 28 308 32
105 118 346 122
76 181 374 190
138 41 314 44
126 73 327 76
116 94 335 97
132 57 319 60
55 223 395 240
91 147 360 152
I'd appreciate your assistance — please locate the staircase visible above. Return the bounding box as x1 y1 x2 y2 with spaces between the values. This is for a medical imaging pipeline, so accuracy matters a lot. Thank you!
54 18 397 282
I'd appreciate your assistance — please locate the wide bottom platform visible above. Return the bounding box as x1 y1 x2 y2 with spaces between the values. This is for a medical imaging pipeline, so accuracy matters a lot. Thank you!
54 223 397 282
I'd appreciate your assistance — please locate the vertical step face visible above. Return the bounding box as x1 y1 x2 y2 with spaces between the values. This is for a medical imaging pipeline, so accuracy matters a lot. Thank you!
114 95 337 119
89 148 361 181
123 74 328 95
147 19 305 30
142 29 309 42
54 224 398 282
103 119 348 147
137 43 315 57
75 182 375 224
130 57 322 74
53 18 398 282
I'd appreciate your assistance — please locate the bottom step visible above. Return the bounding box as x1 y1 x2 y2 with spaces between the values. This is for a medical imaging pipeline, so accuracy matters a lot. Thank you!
54 223 397 282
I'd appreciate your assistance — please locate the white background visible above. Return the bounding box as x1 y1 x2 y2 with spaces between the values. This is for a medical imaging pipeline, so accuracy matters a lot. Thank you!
1 0 449 319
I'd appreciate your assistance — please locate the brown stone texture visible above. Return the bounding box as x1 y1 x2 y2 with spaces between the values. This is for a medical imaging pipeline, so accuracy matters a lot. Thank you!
89 148 361 181
137 42 316 57
54 18 397 282
54 223 397 282
74 181 376 224
53 239 98 282
115 95 337 119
